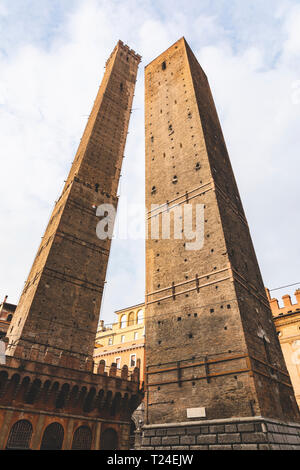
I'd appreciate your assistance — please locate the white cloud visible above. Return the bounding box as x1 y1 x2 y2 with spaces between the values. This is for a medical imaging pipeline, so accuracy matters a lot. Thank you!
0 0 300 324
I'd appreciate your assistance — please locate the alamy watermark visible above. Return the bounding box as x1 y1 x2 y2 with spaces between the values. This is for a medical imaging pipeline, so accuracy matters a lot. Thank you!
96 200 205 251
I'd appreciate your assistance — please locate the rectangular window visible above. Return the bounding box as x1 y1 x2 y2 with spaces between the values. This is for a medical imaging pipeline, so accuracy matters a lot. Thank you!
134 332 138 340
115 357 121 369
130 354 136 368
121 335 125 343
108 337 113 345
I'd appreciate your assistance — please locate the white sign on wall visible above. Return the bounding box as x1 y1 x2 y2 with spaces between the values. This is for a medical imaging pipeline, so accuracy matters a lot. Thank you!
187 407 206 419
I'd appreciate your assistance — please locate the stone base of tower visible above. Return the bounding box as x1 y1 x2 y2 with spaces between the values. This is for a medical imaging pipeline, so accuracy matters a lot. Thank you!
139 417 300 450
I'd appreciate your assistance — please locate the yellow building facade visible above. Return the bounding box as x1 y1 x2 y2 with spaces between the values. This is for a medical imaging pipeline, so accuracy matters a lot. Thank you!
266 288 300 408
94 303 145 383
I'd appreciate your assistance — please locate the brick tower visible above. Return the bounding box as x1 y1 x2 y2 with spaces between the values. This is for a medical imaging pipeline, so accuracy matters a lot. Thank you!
0 41 142 450
6 41 140 364
142 38 300 450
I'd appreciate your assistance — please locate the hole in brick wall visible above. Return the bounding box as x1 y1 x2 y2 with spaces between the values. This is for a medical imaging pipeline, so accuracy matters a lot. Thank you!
151 186 156 195
195 162 201 171
158 340 162 345
227 305 231 309
228 350 232 353
192 382 196 386
158 386 161 390
188 333 193 339
157 284 160 288
172 175 178 184
162 61 166 70
120 83 123 92
211 249 214 253
185 294 189 298
210 309 214 313
151 136 154 143
224 326 227 330
177 317 181 321
215 286 219 290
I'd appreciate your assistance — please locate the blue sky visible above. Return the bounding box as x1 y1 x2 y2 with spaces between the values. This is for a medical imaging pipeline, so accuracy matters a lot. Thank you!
1 0 300 324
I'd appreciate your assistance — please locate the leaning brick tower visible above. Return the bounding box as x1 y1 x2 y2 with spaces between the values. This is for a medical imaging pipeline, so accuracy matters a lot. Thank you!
6 41 140 364
142 37 300 450
0 41 142 451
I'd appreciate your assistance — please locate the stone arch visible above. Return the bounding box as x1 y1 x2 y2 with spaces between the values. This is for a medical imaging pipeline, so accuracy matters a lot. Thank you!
40 422 64 450
25 378 41 404
137 309 144 325
83 387 96 413
110 392 122 416
55 383 70 409
0 370 8 396
128 311 135 326
71 425 93 450
96 389 105 410
68 385 79 407
6 419 33 449
120 314 127 328
100 427 118 450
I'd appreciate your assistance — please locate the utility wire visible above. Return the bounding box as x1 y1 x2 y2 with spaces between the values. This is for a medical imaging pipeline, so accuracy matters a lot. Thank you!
269 282 300 292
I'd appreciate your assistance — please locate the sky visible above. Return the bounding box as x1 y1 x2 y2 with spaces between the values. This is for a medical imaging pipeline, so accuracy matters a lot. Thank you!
0 0 300 324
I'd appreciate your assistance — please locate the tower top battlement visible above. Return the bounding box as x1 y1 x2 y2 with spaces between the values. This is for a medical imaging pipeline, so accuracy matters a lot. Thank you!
105 39 142 68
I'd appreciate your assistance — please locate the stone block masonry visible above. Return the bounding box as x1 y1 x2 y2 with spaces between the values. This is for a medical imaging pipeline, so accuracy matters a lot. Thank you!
139 417 300 450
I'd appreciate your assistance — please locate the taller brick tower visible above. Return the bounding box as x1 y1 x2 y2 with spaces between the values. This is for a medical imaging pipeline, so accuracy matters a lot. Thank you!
0 41 142 450
143 38 300 450
6 41 140 364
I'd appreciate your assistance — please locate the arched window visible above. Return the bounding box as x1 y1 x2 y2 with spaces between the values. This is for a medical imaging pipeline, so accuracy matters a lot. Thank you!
100 428 118 450
137 310 144 325
128 312 134 326
120 315 126 328
72 426 92 450
40 422 64 450
6 420 33 449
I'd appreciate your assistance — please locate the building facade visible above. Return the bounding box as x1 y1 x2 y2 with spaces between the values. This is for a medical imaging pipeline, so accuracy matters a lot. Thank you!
0 40 142 450
0 297 16 338
267 289 300 409
94 303 145 382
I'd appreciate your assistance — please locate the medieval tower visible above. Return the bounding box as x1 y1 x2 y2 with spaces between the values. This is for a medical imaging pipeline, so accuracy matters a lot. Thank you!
0 41 142 450
143 37 300 450
6 41 140 364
